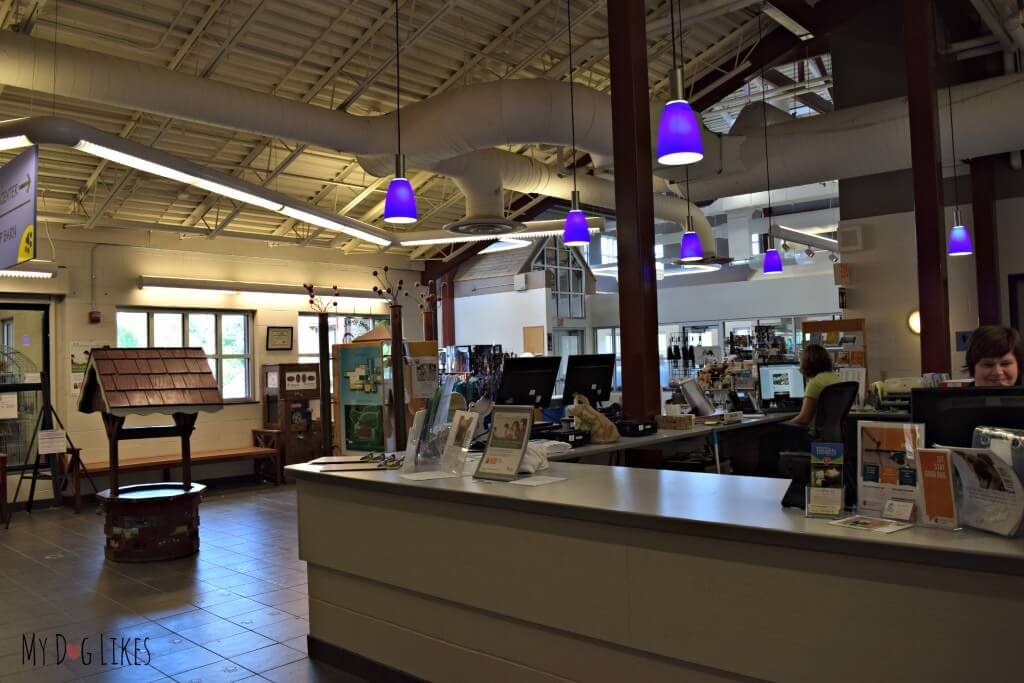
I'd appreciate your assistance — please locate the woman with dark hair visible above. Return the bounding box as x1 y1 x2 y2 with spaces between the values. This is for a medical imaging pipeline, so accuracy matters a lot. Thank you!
788 344 839 426
965 325 1022 387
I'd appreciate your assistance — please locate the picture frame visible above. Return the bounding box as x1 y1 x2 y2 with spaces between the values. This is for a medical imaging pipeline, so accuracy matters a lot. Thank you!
266 326 294 351
474 405 533 482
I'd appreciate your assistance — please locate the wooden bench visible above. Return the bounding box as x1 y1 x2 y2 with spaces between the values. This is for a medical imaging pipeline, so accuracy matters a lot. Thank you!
65 430 282 512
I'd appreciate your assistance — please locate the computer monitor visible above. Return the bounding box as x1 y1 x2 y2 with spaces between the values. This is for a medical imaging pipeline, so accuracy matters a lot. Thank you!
494 356 561 408
758 364 806 400
679 377 716 417
561 354 615 407
911 387 1024 447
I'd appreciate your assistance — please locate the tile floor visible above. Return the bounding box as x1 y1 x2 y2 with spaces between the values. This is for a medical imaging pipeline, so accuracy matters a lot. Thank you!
0 485 362 682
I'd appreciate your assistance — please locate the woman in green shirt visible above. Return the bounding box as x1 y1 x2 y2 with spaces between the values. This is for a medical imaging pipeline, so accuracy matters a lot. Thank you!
789 344 839 426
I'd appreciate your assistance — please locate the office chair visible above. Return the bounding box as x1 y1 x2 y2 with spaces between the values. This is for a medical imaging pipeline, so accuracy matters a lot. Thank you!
778 381 861 508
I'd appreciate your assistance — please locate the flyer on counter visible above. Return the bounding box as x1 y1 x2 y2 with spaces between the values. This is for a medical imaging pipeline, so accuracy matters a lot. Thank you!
828 515 914 534
946 446 1024 537
973 426 1024 487
915 448 958 529
807 442 844 517
857 421 924 517
474 406 532 481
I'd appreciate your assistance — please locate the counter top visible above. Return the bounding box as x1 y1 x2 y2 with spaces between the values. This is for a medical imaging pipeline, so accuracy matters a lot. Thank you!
286 462 1024 575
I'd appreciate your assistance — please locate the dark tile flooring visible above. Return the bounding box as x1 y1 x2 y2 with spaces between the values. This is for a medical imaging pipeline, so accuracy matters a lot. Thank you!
0 485 361 682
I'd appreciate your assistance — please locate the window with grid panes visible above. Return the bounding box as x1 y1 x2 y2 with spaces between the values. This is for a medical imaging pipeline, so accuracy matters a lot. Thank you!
115 309 254 401
532 237 586 319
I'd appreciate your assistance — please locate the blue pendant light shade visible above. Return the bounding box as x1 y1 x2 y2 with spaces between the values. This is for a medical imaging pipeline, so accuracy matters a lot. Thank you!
657 99 704 166
562 208 590 246
679 230 702 262
947 223 973 256
763 247 783 274
383 176 417 224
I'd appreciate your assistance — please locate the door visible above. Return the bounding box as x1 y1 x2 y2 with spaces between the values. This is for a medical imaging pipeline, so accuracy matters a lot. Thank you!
0 303 49 468
553 329 584 397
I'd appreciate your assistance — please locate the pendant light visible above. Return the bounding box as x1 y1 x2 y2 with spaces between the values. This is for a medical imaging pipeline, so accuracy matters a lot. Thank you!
671 0 703 262
656 0 704 165
562 0 590 247
383 1 417 225
758 12 782 275
945 78 972 256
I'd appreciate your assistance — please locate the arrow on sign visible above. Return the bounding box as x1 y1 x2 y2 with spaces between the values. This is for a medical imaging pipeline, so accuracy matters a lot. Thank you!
18 175 30 191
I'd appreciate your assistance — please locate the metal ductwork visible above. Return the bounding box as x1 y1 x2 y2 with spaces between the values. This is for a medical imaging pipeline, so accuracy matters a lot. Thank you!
666 73 1024 201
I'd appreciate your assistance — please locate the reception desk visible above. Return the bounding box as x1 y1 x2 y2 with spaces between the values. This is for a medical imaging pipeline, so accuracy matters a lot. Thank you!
288 462 1024 682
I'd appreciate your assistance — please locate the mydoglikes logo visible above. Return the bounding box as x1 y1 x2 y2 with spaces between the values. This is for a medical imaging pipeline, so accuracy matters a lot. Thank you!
22 632 151 668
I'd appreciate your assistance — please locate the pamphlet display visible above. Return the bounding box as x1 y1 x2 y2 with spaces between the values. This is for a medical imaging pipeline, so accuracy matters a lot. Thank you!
857 421 924 517
915 448 958 529
947 446 1024 537
972 426 1024 486
475 406 533 481
806 442 844 517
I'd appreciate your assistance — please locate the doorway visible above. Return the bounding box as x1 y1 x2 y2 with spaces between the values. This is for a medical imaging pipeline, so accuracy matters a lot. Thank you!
552 329 584 397
0 303 50 468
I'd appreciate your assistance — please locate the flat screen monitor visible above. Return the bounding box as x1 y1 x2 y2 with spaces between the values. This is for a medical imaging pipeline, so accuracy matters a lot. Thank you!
758 364 806 400
911 387 1024 447
494 356 561 408
561 354 616 407
679 377 716 417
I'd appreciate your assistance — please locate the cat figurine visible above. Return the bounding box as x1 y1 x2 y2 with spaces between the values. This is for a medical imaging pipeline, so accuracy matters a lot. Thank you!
567 393 620 444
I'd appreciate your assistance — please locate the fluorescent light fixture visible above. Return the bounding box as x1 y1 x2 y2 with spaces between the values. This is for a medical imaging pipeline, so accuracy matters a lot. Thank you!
335 225 393 247
593 262 720 279
400 234 497 247
138 275 385 300
0 135 32 152
74 140 198 186
481 238 531 254
0 260 58 279
518 226 600 240
280 206 392 247
192 179 283 212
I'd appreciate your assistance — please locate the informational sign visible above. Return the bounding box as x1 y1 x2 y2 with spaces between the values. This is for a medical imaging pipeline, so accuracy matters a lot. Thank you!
38 429 67 455
284 369 318 392
71 341 107 399
807 442 844 517
474 406 533 481
0 392 16 419
0 146 38 268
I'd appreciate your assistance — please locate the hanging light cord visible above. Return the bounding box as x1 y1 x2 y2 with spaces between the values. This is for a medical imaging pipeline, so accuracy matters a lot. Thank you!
946 58 960 217
394 1 402 170
567 0 578 196
675 0 693 230
758 11 773 244
669 0 678 74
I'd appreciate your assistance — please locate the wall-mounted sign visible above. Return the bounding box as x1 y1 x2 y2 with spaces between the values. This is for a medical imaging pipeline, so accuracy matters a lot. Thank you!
266 326 294 351
284 370 317 391
0 146 37 269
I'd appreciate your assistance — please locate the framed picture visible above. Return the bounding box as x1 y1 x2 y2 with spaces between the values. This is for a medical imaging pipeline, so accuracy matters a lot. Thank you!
266 326 294 351
474 405 533 481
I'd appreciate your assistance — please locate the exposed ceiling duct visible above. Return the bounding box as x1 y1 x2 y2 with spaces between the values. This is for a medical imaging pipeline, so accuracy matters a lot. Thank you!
663 73 1024 201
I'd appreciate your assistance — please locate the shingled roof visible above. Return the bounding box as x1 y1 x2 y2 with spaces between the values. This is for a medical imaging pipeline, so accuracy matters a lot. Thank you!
77 347 224 417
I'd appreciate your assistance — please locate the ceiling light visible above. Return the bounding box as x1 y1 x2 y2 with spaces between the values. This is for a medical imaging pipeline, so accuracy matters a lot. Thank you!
829 253 839 263
138 276 385 300
947 220 973 257
281 206 343 231
678 230 702 262
0 135 32 152
383 174 417 225
522 225 600 240
75 140 198 186
763 248 783 274
192 179 283 212
481 238 531 254
655 2 704 166
804 247 815 258
908 310 921 335
562 193 591 246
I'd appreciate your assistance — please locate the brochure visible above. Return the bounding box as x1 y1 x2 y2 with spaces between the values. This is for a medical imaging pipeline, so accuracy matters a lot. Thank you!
915 448 958 529
857 421 924 517
972 426 1024 486
807 442 844 517
947 446 1024 537
828 515 913 534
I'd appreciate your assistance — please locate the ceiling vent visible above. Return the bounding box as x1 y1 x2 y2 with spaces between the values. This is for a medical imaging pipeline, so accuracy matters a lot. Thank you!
443 217 526 236
836 225 863 252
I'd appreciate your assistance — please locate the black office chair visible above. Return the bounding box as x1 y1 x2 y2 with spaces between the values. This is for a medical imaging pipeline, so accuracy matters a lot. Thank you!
778 381 861 508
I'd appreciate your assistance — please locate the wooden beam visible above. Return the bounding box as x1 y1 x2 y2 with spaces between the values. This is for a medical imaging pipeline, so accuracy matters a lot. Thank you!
903 0 951 373
970 155 1000 326
761 69 833 113
441 271 455 347
607 0 661 420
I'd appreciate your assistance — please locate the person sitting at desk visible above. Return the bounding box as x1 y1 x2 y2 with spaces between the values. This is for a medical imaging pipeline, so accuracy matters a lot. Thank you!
965 325 1022 387
788 344 839 427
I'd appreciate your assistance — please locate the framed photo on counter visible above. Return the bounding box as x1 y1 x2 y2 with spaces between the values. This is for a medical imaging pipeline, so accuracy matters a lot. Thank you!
266 326 294 351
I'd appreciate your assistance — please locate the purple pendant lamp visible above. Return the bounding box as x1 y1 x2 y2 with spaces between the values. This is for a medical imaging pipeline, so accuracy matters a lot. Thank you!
762 245 784 274
944 75 972 256
678 214 702 262
383 2 417 225
561 0 590 247
657 0 703 166
756 12 781 274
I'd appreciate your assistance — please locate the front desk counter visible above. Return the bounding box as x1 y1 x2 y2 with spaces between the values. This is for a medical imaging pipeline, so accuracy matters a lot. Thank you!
288 462 1024 683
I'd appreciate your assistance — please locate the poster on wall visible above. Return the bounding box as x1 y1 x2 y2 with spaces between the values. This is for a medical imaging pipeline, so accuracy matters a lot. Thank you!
344 404 385 452
339 345 384 406
410 356 439 399
71 341 107 399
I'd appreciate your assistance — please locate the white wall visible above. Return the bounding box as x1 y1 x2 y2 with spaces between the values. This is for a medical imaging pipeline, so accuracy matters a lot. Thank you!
453 287 549 354
589 270 840 328
1 228 422 501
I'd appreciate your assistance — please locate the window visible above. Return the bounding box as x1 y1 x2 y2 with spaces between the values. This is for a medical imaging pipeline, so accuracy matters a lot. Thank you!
533 237 587 319
750 233 762 256
297 313 388 366
654 243 665 259
594 327 622 391
600 236 618 264
115 309 254 401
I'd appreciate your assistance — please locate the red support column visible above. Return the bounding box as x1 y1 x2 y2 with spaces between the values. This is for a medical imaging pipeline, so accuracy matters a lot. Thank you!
902 0 951 373
441 271 455 347
607 0 661 419
970 155 1000 326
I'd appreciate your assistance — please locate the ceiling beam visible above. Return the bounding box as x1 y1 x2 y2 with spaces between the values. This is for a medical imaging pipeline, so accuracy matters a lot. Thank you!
761 68 833 112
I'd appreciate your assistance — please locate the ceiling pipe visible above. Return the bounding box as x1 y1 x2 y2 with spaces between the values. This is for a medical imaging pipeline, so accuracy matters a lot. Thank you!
666 73 1024 201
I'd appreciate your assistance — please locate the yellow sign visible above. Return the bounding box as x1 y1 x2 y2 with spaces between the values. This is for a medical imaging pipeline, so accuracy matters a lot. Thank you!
18 223 34 263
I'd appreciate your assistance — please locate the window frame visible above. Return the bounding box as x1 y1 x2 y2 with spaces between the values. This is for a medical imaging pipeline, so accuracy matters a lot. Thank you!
115 307 256 403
